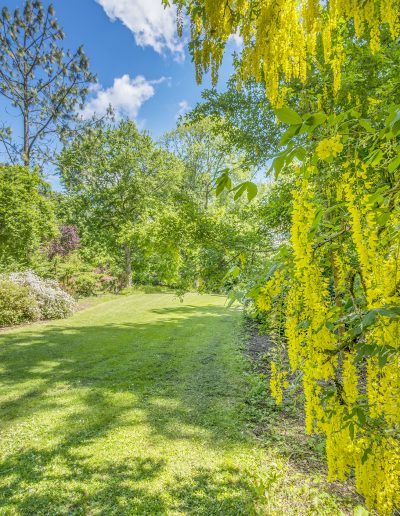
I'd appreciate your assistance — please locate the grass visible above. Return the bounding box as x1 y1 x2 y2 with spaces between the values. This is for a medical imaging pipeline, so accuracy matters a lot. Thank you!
0 291 362 515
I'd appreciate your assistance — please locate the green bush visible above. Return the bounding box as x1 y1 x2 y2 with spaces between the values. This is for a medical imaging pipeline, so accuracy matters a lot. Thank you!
0 280 40 326
72 272 99 297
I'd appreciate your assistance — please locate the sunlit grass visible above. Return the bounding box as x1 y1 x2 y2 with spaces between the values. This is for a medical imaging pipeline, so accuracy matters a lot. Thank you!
0 292 360 514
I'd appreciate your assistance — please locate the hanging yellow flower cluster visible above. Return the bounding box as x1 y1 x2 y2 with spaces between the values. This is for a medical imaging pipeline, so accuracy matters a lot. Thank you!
270 361 288 405
279 169 400 514
255 269 283 312
168 0 400 104
316 135 344 160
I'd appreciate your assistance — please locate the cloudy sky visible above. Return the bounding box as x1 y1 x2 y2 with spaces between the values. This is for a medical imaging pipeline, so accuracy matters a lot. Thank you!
2 0 238 141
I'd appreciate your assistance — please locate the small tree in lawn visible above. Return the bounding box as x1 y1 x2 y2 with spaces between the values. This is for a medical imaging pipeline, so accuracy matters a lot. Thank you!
0 0 95 167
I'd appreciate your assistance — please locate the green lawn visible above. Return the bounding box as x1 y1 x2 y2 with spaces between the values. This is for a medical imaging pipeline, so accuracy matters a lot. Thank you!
0 292 359 515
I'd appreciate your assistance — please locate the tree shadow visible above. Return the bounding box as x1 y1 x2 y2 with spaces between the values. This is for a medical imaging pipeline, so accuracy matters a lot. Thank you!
169 466 258 515
0 303 253 513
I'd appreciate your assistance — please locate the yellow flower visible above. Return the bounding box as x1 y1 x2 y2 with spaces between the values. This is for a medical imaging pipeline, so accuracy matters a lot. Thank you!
316 135 344 160
270 361 288 405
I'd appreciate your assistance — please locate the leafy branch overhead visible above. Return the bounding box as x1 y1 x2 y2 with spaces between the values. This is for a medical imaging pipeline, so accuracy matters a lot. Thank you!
216 170 258 202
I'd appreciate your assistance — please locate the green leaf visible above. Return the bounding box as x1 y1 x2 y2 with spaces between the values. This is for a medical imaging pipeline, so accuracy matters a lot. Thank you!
359 119 374 133
231 266 240 279
227 290 244 307
279 124 302 145
378 351 389 368
265 263 282 282
386 108 400 129
388 154 400 173
361 448 372 465
233 182 248 201
304 112 327 128
309 208 323 239
246 182 258 201
392 119 400 136
272 155 285 178
378 210 391 225
246 285 261 299
215 172 232 196
370 150 383 167
293 146 306 162
274 107 303 125
356 407 366 426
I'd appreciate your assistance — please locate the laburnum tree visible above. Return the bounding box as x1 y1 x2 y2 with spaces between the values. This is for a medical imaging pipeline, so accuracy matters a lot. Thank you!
165 0 400 513
165 0 399 104
0 0 95 167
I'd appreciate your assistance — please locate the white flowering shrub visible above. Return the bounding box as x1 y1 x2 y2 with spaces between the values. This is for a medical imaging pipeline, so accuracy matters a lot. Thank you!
2 271 77 321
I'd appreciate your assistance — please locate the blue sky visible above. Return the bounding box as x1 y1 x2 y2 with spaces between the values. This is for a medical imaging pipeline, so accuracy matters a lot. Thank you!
2 0 238 143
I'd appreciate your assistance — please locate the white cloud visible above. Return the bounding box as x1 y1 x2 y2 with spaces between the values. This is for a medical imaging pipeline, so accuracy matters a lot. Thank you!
176 100 189 119
229 32 244 47
96 0 184 61
80 74 165 120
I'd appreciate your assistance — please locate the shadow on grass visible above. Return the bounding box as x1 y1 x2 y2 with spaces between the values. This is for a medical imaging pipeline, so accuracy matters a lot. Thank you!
0 305 239 435
0 304 261 513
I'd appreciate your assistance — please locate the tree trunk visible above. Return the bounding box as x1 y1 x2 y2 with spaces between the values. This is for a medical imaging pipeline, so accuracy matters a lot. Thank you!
23 31 30 168
23 106 29 167
123 243 133 288
23 110 30 167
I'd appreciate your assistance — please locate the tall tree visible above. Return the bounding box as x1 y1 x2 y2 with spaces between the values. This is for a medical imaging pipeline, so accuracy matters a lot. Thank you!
163 117 251 211
59 120 183 287
162 118 269 291
0 0 95 166
187 80 281 169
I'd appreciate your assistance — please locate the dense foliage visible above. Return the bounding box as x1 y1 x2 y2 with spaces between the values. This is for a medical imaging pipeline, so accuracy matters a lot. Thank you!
0 165 56 270
59 119 185 288
167 0 399 105
169 1 400 513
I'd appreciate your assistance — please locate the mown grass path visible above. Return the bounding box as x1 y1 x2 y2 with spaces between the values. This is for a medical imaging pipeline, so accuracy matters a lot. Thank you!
0 292 357 515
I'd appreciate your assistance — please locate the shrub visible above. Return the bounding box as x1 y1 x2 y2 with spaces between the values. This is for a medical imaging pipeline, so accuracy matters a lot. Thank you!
72 272 99 297
0 280 40 326
4 271 76 320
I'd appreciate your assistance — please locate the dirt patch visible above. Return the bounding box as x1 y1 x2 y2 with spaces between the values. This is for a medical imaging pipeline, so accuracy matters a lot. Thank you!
245 326 272 361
